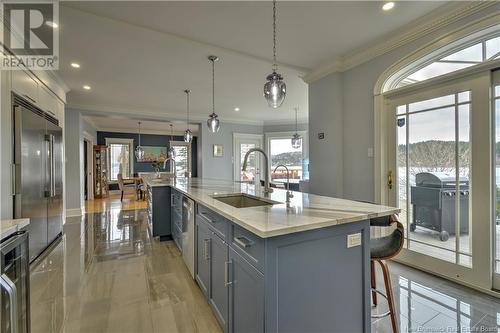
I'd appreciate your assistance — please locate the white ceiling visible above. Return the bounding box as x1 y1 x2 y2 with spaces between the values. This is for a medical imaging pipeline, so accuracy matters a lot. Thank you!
59 1 449 128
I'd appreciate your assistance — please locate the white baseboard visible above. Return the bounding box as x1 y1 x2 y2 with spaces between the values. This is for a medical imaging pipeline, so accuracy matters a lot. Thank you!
66 208 82 217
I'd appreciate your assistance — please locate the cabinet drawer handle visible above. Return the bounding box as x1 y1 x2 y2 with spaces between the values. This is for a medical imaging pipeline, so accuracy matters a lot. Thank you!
224 260 233 287
201 212 216 223
234 236 253 248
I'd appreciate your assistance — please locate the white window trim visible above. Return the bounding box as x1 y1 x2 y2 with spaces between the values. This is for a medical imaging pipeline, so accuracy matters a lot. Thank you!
105 138 134 182
232 133 264 182
265 130 308 180
170 140 192 176
374 15 500 204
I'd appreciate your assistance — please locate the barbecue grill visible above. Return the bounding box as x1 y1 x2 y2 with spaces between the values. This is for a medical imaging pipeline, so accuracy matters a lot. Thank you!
410 172 469 241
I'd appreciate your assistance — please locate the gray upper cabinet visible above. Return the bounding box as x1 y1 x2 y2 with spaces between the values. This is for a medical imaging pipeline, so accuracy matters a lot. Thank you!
209 231 229 332
196 219 211 298
228 248 265 333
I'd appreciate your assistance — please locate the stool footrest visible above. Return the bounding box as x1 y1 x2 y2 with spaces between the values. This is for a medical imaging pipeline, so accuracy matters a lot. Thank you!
370 287 391 319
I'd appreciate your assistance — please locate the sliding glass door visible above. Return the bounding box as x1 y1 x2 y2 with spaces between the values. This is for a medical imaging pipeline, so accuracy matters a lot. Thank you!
387 71 492 289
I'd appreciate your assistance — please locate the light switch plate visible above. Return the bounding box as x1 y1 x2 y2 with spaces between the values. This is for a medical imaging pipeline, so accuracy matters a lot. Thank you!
347 233 362 248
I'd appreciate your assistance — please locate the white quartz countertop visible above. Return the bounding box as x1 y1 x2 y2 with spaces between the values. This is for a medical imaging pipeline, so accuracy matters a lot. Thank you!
143 176 399 238
1 218 30 240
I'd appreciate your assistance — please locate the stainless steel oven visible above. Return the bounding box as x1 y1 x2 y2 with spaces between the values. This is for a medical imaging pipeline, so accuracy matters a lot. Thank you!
1 231 30 333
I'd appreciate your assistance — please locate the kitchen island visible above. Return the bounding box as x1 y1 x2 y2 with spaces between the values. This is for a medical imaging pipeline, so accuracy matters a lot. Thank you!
144 176 398 333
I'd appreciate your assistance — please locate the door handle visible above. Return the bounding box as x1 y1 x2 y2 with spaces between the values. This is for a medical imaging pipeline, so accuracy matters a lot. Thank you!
388 170 393 190
0 273 18 333
224 260 233 287
11 164 17 196
50 134 56 197
203 239 210 261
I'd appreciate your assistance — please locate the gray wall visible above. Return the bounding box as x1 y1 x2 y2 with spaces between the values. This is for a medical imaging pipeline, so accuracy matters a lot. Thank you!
308 4 500 202
65 109 97 213
200 122 263 180
308 73 344 197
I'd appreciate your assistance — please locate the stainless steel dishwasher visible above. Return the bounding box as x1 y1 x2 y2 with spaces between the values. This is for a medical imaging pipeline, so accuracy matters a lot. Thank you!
182 196 195 278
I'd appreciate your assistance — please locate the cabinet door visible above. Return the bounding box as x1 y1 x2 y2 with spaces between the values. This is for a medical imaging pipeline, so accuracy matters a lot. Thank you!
209 232 229 332
228 248 265 333
38 85 57 118
196 220 211 298
12 70 38 104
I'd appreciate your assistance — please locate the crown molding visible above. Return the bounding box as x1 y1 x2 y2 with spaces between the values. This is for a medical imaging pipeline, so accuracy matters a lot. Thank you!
262 118 308 126
67 103 266 126
303 1 498 83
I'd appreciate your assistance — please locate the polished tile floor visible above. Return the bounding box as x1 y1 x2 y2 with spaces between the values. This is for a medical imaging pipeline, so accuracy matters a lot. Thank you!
30 195 500 332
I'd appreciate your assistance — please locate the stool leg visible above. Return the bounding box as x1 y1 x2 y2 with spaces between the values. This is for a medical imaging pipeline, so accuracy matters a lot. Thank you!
378 260 398 333
371 260 377 306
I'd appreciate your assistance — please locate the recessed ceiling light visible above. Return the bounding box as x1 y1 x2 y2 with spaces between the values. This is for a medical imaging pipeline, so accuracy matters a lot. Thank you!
71 63 80 68
46 21 58 28
234 107 240 112
83 85 91 90
382 2 395 11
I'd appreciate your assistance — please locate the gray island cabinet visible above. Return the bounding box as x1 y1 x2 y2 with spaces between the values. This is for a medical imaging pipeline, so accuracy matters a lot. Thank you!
146 184 172 239
195 203 371 333
143 177 397 333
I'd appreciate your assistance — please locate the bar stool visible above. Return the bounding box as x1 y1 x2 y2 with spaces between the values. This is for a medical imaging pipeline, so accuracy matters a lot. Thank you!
370 214 404 333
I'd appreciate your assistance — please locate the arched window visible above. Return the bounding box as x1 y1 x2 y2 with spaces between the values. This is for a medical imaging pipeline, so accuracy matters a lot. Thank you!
378 21 500 93
397 35 500 87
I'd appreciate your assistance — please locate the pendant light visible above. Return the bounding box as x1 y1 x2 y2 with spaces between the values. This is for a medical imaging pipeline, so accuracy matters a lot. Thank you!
291 107 302 149
207 55 221 133
264 0 286 108
168 123 176 158
183 89 193 143
135 121 145 160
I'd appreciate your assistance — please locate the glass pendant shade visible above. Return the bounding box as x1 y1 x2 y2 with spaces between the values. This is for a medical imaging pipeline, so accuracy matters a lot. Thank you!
207 113 220 133
135 146 145 160
184 129 193 143
168 147 176 158
135 121 144 160
264 72 286 108
206 55 221 132
291 133 302 149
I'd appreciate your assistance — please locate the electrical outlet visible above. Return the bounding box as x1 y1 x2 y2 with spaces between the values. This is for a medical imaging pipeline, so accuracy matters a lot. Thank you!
347 233 362 248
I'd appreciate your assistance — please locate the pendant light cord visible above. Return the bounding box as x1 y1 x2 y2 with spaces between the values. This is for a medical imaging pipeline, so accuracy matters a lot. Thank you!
295 107 298 133
185 90 190 131
272 0 277 72
212 58 215 114
138 122 141 146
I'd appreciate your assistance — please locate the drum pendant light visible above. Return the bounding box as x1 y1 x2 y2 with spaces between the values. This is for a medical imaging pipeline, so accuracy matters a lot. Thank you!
263 0 286 108
207 55 221 133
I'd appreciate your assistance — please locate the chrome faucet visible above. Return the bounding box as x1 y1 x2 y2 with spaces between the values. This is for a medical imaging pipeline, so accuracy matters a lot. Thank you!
273 164 294 203
242 148 273 194
163 157 177 177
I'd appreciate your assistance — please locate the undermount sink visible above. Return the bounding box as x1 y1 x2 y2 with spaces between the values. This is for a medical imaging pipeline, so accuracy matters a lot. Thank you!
212 193 281 208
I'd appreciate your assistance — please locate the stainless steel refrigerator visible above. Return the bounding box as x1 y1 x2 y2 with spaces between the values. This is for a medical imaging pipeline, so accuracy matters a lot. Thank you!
12 95 63 262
